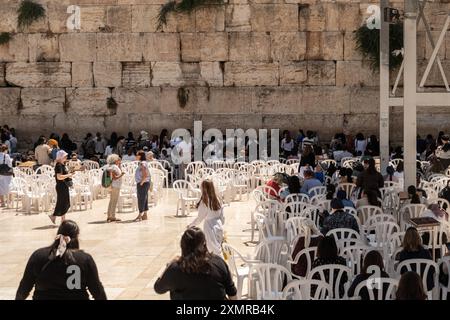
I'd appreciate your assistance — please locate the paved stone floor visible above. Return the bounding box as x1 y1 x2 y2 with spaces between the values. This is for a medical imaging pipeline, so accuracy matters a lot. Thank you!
0 190 255 300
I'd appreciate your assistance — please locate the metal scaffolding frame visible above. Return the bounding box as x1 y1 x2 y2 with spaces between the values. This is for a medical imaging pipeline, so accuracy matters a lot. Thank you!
379 0 450 189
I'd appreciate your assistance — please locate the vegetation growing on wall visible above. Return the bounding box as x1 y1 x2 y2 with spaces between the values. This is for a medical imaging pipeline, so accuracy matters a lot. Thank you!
17 0 46 30
0 33 12 45
177 87 189 108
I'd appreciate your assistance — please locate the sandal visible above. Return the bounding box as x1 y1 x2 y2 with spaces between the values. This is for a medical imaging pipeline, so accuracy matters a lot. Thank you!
133 215 143 222
142 212 148 220
48 215 56 225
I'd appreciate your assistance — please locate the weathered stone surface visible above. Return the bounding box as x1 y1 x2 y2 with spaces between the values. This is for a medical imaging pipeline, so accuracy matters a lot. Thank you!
343 31 363 60
326 3 361 31
195 6 225 32
80 6 107 32
250 4 298 32
151 62 223 87
106 5 132 32
336 61 378 87
271 32 307 61
66 88 111 116
298 3 326 32
0 88 21 115
0 63 5 86
28 34 60 62
225 5 251 31
59 33 97 62
181 33 228 62
224 62 279 86
0 4 17 33
93 62 122 87
6 63 72 88
96 33 142 62
279 62 307 85
122 62 151 88
163 11 196 32
349 87 379 114
322 32 344 61
307 61 336 86
200 62 223 87
306 32 322 60
446 33 450 60
252 87 304 114
72 62 93 87
151 62 182 86
417 60 450 87
229 32 270 61
195 87 253 114
112 87 160 114
20 88 65 115
142 33 179 62
0 34 28 62
302 86 350 114
131 5 159 32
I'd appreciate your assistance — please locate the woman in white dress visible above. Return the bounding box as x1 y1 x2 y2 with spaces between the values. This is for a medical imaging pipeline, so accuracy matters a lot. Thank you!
187 180 225 256
0 144 13 207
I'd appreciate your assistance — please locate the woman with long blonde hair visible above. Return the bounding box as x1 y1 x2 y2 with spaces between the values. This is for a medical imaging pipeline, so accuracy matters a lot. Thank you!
187 180 225 256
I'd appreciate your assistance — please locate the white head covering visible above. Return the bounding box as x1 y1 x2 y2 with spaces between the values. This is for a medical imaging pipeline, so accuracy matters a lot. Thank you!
55 234 71 257
55 150 68 162
140 130 149 140
302 219 322 248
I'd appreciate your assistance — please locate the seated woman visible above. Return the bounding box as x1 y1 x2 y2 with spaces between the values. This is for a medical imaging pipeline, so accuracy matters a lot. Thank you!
16 220 106 300
291 219 323 278
154 227 237 300
356 189 381 208
398 227 434 292
314 164 325 183
265 173 284 200
347 250 390 300
396 271 427 300
279 175 301 200
336 190 355 208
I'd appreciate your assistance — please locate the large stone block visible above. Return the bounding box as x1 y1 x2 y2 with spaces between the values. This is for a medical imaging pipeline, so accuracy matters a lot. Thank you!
336 61 378 87
306 32 322 60
225 5 251 32
131 5 159 32
163 11 196 32
0 88 21 116
20 88 66 115
298 3 326 32
326 3 361 31
250 4 298 32
6 62 72 88
229 32 271 61
307 61 336 86
302 86 350 114
322 32 344 61
224 62 279 86
151 62 183 86
72 62 93 88
181 33 228 62
196 87 253 114
93 62 122 87
66 88 111 116
195 6 225 32
252 87 304 114
122 62 151 88
151 62 223 87
0 4 17 33
96 33 143 62
142 33 179 62
0 34 28 62
271 32 307 61
106 5 133 32
80 6 107 32
28 34 60 62
59 33 97 62
349 87 380 114
279 62 307 85
0 63 5 86
344 31 363 61
112 87 161 114
200 62 223 87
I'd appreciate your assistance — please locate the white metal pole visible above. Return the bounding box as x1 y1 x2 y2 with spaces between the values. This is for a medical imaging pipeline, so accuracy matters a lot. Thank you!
403 0 418 190
380 0 390 175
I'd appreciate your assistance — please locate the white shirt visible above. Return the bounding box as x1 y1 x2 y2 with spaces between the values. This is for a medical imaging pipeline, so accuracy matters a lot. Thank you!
104 145 113 157
108 164 122 189
355 139 367 154
177 140 192 164
281 139 294 152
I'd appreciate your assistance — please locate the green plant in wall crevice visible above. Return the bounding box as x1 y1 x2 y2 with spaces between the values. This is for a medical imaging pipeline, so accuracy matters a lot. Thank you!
17 0 46 30
0 32 12 46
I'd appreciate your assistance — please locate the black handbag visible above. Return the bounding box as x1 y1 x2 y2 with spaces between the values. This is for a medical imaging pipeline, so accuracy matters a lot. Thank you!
65 178 73 188
0 154 13 176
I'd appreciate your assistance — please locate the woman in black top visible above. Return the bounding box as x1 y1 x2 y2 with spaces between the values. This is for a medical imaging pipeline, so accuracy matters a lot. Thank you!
396 271 427 300
16 220 106 300
299 144 316 169
49 150 73 225
356 158 384 197
154 227 237 300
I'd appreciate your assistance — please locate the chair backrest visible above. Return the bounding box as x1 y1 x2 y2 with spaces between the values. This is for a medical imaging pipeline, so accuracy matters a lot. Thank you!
316 199 331 212
255 213 277 240
395 259 438 293
326 228 362 252
400 204 427 229
307 264 352 299
364 214 397 231
357 205 383 225
290 246 318 278
254 239 289 266
310 193 327 205
353 277 399 300
283 200 311 216
185 161 205 176
338 183 357 198
250 263 293 300
285 193 310 204
438 256 450 292
340 245 374 277
82 160 99 170
285 216 309 246
309 186 327 198
427 198 450 212
372 221 401 248
300 206 322 230
282 279 332 300
222 243 244 279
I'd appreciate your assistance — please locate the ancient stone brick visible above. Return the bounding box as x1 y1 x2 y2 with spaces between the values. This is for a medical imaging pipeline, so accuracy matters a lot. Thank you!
200 62 223 87
0 63 5 86
93 62 122 87
181 33 228 62
96 33 143 62
5 62 72 88
195 6 225 32
112 87 161 114
72 62 93 88
0 4 17 33
122 62 151 88
59 33 97 62
229 32 271 62
0 88 21 116
28 34 60 62
279 62 307 85
322 32 344 61
250 4 298 32
225 5 251 32
106 5 132 32
306 32 322 60
65 88 111 116
344 31 363 61
142 33 179 62
298 3 326 32
0 34 28 62
80 6 107 32
224 62 279 86
20 88 66 115
271 32 307 61
302 86 350 114
131 5 159 32
336 61 378 87
151 62 183 86
307 61 336 86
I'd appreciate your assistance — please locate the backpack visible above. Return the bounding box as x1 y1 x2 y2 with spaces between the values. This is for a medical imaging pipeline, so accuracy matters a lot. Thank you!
102 168 112 188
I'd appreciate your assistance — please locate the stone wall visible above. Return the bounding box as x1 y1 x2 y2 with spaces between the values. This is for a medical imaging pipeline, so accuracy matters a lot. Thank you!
0 0 450 148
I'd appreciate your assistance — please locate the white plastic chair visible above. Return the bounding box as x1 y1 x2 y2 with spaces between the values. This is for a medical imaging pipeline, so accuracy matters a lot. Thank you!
438 256 450 300
396 258 439 300
307 264 352 300
282 279 332 300
173 180 200 216
285 193 310 204
250 263 292 300
399 204 427 231
352 277 399 300
326 228 363 253
288 246 318 279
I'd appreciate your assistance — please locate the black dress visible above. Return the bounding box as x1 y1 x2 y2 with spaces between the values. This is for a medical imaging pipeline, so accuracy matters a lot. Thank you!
54 162 70 216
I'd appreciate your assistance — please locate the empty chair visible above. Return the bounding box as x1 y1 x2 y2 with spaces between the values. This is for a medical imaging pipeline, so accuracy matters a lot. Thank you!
250 263 292 300
254 238 289 267
327 228 363 253
173 180 200 216
282 279 332 300
357 205 383 226
307 264 351 300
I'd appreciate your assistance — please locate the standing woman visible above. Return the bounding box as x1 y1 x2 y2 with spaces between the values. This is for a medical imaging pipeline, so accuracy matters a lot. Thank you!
106 154 124 223
134 150 150 222
188 180 225 256
49 151 72 225
0 144 13 207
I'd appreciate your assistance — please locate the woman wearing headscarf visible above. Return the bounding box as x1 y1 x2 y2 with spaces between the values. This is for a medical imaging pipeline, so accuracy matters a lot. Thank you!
49 150 73 225
47 139 60 164
0 144 13 207
16 220 106 300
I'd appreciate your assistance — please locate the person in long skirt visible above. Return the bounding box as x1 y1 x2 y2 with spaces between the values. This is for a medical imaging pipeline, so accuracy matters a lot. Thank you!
134 150 150 222
106 154 124 223
49 151 72 224
187 180 225 256
0 144 13 207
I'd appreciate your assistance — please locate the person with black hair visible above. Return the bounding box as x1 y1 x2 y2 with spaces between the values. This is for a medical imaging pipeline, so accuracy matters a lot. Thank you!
16 220 106 300
396 271 427 300
154 227 237 300
407 185 422 204
366 135 380 157
356 158 384 197
280 175 301 200
435 134 450 170
354 133 367 156
321 199 360 235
